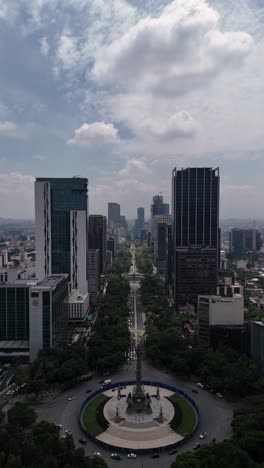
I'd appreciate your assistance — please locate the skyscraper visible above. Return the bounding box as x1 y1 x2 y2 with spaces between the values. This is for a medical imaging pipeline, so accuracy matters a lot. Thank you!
136 207 145 239
108 202 120 228
229 228 261 258
172 167 220 307
151 195 169 218
88 215 107 274
150 195 169 250
35 177 88 294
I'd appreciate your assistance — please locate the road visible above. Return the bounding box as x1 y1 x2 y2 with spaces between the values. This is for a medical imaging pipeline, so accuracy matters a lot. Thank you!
34 243 236 467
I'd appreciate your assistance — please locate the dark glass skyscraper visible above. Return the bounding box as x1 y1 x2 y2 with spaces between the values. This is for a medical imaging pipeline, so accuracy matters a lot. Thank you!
35 177 88 294
172 167 220 307
108 202 120 227
88 215 107 274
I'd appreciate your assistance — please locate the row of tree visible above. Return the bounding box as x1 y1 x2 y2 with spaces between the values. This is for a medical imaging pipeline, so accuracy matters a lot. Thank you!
135 245 153 274
172 394 264 467
143 275 264 396
0 403 107 468
87 274 130 372
112 245 132 275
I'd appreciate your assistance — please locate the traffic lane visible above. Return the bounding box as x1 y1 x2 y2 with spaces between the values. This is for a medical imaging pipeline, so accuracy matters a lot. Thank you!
35 360 235 468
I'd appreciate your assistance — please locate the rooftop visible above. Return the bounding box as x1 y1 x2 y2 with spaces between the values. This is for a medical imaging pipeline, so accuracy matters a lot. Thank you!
32 274 68 290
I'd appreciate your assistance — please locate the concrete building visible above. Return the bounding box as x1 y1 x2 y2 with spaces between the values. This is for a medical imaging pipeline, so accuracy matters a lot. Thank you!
87 249 100 306
229 228 261 258
217 276 243 297
29 275 68 361
66 289 89 322
35 177 88 295
198 294 244 346
172 167 219 307
88 215 107 275
108 203 120 228
250 320 264 370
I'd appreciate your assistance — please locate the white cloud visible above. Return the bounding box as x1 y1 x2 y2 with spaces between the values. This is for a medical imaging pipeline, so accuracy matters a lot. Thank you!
67 121 119 145
0 172 34 218
32 154 46 161
118 159 150 177
56 34 80 71
0 121 17 137
142 111 198 139
39 36 50 56
92 0 252 95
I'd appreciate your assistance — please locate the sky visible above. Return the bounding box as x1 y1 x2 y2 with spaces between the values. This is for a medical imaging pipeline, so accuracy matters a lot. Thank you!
0 0 264 219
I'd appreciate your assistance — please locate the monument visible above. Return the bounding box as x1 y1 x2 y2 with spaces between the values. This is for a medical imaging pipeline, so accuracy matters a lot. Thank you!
126 335 152 413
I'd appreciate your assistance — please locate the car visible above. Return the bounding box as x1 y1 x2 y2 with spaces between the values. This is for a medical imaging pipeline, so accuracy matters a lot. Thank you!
61 435 67 439
65 429 72 435
200 431 207 439
111 453 122 460
216 392 223 399
196 382 204 389
57 424 63 430
151 453 160 458
192 389 198 394
79 438 87 445
193 443 201 450
85 388 92 393
68 396 76 401
127 453 137 459
21 383 27 388
168 448 178 455
93 452 102 457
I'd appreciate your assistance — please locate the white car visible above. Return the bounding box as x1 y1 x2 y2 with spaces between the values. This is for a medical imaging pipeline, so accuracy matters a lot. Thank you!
68 396 76 401
199 431 207 439
127 453 137 459
216 392 223 399
93 452 101 457
65 429 72 435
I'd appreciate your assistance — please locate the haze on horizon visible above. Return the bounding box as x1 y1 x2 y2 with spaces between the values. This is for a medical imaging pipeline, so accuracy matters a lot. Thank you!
0 0 263 219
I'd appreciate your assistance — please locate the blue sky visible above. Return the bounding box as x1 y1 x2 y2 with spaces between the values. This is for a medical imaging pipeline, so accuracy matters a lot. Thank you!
0 0 264 219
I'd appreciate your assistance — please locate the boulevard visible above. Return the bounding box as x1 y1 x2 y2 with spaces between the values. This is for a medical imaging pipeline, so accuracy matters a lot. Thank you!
34 244 236 467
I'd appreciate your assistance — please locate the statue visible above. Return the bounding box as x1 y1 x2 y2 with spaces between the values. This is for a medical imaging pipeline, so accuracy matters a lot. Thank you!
127 334 152 414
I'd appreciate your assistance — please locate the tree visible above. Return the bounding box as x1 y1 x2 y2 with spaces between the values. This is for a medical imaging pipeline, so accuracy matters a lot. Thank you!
7 403 37 431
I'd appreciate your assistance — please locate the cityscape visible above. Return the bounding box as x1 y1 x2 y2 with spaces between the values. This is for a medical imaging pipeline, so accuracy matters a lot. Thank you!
0 0 264 468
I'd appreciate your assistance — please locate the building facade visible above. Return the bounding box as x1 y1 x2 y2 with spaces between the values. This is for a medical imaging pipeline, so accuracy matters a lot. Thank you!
108 203 120 228
229 228 261 258
175 246 218 306
35 177 88 294
29 275 68 361
88 215 107 275
87 249 100 306
171 167 220 307
198 294 244 346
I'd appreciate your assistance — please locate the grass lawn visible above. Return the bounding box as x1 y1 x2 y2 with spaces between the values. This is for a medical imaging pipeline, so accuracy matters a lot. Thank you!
82 394 109 437
169 393 197 436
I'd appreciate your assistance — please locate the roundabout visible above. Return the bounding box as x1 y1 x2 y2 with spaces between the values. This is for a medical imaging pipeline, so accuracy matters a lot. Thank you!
80 379 199 452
